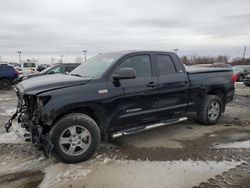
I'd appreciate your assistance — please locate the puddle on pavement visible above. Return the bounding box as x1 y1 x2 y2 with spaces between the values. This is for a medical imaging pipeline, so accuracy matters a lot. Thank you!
108 127 250 162
195 162 250 188
0 170 44 188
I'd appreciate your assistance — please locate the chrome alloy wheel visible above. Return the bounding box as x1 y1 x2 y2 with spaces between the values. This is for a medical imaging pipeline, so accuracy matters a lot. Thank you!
59 125 91 156
208 101 220 121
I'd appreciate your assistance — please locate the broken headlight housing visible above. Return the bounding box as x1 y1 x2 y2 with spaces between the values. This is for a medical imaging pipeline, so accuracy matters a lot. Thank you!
37 96 51 107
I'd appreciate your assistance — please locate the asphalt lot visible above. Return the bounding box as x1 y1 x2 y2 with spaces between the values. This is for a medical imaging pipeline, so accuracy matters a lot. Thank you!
0 82 250 188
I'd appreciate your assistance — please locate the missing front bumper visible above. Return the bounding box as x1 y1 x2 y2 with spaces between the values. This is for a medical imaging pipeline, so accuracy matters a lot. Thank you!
11 121 31 142
10 121 54 157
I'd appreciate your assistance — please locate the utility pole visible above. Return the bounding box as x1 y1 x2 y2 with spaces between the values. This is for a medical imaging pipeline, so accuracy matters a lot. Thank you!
17 51 22 64
37 49 40 64
83 50 87 63
242 46 247 65
60 55 64 63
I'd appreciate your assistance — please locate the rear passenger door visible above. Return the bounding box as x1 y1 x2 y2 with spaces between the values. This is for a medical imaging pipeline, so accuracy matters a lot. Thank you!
154 53 189 117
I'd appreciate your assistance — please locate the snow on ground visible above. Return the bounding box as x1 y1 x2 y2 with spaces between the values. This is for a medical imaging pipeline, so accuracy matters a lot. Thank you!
42 159 242 188
0 97 16 101
0 157 53 175
214 140 250 149
0 131 25 144
40 163 91 188
0 108 16 116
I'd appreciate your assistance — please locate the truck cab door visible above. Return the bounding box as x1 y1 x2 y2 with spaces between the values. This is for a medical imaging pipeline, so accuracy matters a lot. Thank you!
154 53 189 118
107 54 159 130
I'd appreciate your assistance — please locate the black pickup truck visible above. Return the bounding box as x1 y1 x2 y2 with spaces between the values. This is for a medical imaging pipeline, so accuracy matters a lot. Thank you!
5 51 235 163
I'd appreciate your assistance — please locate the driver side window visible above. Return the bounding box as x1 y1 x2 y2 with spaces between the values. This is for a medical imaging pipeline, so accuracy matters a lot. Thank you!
120 55 152 78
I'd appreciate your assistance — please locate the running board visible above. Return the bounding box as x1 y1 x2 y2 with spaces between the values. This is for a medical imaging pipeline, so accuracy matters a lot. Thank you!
111 117 187 138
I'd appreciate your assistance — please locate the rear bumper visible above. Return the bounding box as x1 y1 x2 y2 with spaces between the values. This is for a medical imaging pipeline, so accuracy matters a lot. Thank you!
226 88 235 103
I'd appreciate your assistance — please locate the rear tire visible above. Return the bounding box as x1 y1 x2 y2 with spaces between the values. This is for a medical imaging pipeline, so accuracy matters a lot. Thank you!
197 95 222 125
50 113 100 163
0 79 12 89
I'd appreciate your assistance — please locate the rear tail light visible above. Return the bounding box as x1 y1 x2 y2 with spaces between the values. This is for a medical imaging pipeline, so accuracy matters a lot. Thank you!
15 69 20 77
231 73 237 82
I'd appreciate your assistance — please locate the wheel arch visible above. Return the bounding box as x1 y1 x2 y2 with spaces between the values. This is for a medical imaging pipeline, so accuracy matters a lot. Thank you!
0 77 12 82
207 87 226 112
49 104 109 140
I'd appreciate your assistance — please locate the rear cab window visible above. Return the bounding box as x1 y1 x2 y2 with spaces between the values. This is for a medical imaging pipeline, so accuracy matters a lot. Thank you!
156 54 177 76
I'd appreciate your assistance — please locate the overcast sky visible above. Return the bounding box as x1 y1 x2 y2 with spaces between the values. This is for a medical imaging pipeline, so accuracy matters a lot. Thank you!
0 0 250 63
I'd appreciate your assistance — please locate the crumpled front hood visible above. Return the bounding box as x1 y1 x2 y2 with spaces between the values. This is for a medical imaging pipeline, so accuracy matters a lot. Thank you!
17 74 91 95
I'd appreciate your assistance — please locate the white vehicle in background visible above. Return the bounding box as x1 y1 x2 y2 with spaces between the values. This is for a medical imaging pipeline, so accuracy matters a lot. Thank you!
21 61 38 74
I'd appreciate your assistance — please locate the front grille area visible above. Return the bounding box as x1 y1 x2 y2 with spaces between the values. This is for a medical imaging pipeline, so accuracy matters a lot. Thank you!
14 85 38 124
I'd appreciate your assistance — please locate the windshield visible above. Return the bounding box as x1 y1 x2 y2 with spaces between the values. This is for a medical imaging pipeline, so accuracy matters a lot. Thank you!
70 53 122 78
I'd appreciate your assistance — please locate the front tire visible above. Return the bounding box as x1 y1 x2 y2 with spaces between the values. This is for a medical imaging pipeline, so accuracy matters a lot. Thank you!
50 113 100 163
197 95 222 125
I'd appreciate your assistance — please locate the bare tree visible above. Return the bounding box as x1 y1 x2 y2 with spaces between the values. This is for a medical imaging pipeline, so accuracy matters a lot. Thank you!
74 57 83 64
50 57 56 64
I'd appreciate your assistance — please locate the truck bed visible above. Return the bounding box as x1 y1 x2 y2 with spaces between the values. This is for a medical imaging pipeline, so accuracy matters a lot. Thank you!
186 66 235 112
186 66 232 74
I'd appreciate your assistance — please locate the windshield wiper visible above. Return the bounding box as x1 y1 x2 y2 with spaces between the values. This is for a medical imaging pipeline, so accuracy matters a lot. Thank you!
70 74 83 77
70 74 92 78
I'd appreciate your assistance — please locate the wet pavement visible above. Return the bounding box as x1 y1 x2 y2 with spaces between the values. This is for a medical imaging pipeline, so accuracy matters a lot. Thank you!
0 82 250 187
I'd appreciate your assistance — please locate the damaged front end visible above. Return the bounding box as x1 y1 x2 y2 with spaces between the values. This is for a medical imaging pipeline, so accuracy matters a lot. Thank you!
4 85 53 157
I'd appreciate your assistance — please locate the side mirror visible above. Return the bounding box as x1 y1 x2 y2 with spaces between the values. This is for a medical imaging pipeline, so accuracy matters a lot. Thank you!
113 68 136 80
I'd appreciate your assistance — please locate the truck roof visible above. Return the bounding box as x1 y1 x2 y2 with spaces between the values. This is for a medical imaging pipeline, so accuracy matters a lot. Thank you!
103 50 175 55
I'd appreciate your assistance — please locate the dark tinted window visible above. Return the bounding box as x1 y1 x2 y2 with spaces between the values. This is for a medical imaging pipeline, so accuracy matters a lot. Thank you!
23 63 36 68
65 65 77 73
120 55 152 78
156 55 176 75
0 66 13 71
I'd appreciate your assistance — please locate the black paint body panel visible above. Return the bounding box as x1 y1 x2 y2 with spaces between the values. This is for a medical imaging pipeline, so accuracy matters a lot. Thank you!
16 51 235 136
